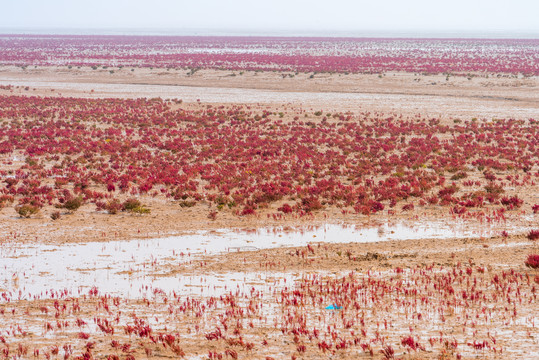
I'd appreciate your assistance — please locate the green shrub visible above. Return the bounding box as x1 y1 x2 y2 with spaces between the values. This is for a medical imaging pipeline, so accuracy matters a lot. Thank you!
63 196 83 212
179 200 196 208
122 198 150 214
122 198 141 211
16 204 40 218
131 205 150 214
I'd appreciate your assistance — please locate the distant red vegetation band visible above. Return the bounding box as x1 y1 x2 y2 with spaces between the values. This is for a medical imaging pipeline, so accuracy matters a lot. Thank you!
0 35 538 75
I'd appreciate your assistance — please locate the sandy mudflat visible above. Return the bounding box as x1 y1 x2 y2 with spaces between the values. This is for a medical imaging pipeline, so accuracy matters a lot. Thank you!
0 65 538 359
0 66 538 120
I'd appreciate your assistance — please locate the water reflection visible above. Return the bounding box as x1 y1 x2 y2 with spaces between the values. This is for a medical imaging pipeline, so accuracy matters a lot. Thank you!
0 221 531 300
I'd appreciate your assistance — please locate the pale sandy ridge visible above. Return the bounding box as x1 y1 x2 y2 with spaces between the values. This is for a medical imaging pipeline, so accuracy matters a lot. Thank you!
1 66 538 120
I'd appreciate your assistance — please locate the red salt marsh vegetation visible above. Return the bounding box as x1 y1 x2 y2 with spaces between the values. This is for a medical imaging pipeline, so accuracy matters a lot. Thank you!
0 35 538 76
0 35 538 360
0 95 537 226
1 247 538 359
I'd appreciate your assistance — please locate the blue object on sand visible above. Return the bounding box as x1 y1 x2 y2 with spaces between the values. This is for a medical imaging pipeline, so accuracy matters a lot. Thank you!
325 304 342 310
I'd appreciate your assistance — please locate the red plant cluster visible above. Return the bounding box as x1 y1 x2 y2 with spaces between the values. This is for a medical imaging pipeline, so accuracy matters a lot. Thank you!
0 35 538 75
525 254 539 269
527 230 539 241
0 95 537 217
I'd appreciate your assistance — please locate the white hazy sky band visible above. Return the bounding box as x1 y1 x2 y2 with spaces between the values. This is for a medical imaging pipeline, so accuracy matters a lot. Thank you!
2 0 539 36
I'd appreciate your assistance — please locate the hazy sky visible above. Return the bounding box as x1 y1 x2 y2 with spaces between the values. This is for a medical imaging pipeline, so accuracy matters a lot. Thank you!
2 0 539 36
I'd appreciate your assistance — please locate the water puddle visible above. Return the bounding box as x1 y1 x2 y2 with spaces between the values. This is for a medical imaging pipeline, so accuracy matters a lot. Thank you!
0 221 531 300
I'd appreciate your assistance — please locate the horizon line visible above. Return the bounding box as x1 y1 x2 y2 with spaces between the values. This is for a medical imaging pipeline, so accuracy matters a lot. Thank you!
1 27 539 39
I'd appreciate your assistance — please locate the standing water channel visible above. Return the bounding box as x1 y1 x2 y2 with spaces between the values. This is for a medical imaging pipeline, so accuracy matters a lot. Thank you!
0 220 529 300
